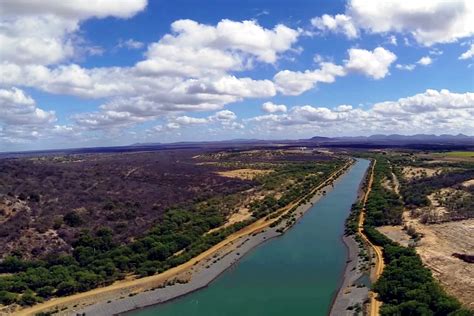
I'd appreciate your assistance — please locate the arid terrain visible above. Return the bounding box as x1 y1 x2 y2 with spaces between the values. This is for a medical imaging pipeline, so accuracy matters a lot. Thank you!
375 150 474 309
0 146 346 312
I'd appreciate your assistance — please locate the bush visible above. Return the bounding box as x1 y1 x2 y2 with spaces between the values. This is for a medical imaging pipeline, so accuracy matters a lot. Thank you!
0 290 17 305
18 290 41 306
63 211 83 227
36 286 55 298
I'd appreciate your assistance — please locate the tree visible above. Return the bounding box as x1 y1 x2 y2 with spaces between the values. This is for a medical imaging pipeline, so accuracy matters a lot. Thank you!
56 280 77 296
18 290 41 306
0 291 17 305
63 211 83 227
36 286 55 298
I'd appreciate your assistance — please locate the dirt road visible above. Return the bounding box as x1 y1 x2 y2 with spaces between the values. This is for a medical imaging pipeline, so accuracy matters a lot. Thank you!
357 160 384 316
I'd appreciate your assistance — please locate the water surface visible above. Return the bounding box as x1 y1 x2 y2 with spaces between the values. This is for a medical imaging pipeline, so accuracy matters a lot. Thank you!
132 159 369 316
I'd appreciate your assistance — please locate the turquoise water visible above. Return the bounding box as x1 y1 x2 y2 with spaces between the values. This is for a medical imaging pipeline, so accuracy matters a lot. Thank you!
131 159 370 316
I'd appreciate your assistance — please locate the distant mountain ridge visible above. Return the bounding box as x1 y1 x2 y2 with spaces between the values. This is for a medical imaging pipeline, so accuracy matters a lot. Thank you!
309 133 474 143
2 134 473 158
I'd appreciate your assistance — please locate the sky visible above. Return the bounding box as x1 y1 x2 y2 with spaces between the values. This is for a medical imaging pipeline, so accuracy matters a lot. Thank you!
0 0 473 151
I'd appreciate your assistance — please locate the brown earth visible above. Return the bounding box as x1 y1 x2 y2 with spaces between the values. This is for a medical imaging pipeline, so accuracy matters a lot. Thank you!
379 216 474 309
216 168 273 180
402 166 440 180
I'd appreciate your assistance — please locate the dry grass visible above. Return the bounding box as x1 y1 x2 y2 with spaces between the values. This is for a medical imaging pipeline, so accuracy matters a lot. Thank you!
217 168 273 180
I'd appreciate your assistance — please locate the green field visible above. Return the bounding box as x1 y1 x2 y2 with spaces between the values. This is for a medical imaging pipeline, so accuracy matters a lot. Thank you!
442 151 474 157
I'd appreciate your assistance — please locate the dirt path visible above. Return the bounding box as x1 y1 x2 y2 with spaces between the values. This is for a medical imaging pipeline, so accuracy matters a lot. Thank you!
357 160 384 316
391 172 400 195
17 161 353 316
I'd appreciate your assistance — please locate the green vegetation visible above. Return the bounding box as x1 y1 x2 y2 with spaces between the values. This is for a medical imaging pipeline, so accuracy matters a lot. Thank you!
0 207 252 304
345 203 361 236
439 151 474 158
399 168 474 209
251 161 345 218
349 154 470 315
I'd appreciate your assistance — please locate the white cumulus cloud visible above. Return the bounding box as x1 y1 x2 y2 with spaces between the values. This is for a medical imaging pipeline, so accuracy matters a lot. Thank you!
459 44 474 60
246 89 474 136
262 102 287 113
344 47 397 79
311 0 474 46
417 56 433 66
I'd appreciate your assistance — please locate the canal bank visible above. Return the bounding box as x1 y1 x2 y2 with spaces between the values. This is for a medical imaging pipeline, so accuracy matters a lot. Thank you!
122 159 370 316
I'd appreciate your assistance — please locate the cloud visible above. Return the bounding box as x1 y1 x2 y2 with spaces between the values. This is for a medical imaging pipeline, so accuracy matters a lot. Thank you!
210 109 237 122
396 64 416 71
417 56 433 66
0 14 299 138
172 116 209 125
247 89 474 136
1 16 298 135
388 35 397 45
0 87 56 126
187 76 276 98
459 44 474 59
0 0 147 66
274 47 395 96
344 47 397 79
164 110 242 130
336 104 353 112
311 0 474 46
262 102 287 113
311 14 358 38
396 55 433 71
0 87 66 143
274 62 346 95
372 89 473 114
136 19 300 78
0 0 147 19
117 38 144 50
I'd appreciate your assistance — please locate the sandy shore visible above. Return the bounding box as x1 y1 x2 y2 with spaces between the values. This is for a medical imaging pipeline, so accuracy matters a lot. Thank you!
329 234 369 316
15 161 354 316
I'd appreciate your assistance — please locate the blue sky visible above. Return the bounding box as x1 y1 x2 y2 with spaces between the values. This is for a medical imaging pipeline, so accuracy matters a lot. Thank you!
0 0 473 151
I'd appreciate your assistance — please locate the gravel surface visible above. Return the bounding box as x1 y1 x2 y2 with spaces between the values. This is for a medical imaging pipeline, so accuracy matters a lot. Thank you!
329 235 369 316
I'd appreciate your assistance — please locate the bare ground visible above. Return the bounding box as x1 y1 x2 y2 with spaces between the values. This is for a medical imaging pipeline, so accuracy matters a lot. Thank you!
462 179 474 187
378 217 474 309
402 166 440 180
216 168 273 180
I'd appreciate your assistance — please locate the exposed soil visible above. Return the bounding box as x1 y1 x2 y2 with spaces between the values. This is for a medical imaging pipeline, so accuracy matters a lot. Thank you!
216 168 273 180
379 217 474 309
402 166 440 180
462 179 474 187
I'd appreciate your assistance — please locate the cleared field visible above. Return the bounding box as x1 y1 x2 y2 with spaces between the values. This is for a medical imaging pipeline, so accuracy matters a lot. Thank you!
412 219 474 309
216 168 272 180
402 166 440 180
379 216 474 309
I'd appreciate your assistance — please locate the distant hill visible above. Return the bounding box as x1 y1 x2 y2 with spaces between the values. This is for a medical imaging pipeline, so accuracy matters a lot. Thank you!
2 134 473 158
307 134 474 145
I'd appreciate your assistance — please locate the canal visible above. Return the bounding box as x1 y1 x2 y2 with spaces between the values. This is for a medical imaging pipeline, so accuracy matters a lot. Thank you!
131 159 370 316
